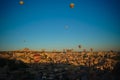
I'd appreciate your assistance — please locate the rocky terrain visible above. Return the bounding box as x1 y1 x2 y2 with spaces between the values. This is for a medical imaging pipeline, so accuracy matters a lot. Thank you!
0 50 120 80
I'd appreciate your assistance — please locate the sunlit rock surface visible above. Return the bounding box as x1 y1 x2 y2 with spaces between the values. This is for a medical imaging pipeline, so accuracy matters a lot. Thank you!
0 50 120 80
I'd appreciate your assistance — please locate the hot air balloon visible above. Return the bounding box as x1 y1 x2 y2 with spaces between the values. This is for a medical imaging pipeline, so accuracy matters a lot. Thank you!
19 0 24 5
78 45 81 49
70 3 75 8
33 54 40 63
65 25 69 30
24 40 26 43
78 45 82 52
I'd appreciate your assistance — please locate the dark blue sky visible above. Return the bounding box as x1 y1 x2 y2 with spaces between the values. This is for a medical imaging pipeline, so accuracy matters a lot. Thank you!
0 0 120 51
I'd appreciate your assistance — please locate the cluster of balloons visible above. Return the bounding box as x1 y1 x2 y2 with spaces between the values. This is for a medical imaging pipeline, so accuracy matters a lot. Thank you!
19 0 75 9
19 1 75 31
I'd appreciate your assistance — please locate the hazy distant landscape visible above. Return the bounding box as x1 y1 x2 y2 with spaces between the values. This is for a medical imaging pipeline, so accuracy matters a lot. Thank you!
0 48 120 80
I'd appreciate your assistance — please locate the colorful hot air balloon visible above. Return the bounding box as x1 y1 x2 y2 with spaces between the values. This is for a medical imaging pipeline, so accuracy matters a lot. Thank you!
70 3 75 8
33 54 40 62
19 0 24 5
